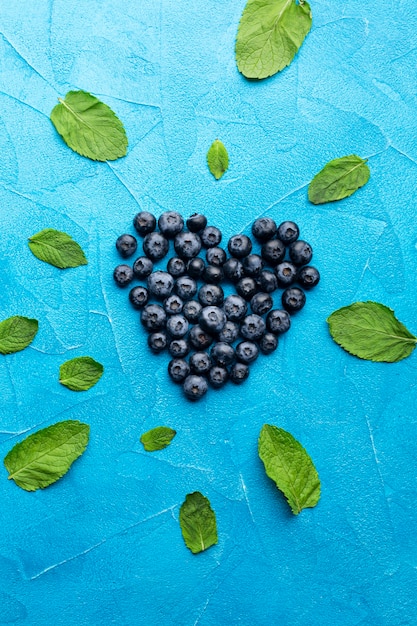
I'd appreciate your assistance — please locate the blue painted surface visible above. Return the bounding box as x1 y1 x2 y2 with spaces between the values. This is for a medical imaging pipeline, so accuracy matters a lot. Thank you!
0 1 416 624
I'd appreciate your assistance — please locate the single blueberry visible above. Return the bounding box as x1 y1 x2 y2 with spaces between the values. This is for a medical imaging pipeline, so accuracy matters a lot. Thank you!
143 232 169 261
250 292 273 316
183 375 208 400
174 232 202 259
229 362 249 384
129 286 149 309
189 325 214 350
189 352 212 375
223 294 248 322
183 300 203 323
199 306 227 335
223 258 244 283
242 254 264 278
186 213 207 233
113 264 134 287
259 332 279 355
257 270 278 293
266 309 291 334
168 339 190 359
235 341 259 364
261 239 286 266
187 257 205 278
202 265 224 283
282 287 306 313
240 314 266 341
148 332 168 353
236 277 258 301
289 240 313 267
228 234 252 258
198 284 224 307
210 342 235 367
167 257 186 278
275 262 298 287
277 221 300 244
168 358 190 383
218 320 240 344
297 266 320 289
116 234 138 258
206 247 227 266
174 276 198 300
147 271 174 299
141 304 167 331
166 314 189 338
200 226 222 248
133 256 153 279
133 211 156 236
208 366 228 389
164 295 184 315
251 217 277 242
158 211 184 238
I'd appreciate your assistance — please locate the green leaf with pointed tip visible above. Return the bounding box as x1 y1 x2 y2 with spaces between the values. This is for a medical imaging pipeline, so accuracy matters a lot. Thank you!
258 424 320 515
140 427 176 452
28 228 87 269
308 155 370 204
236 0 312 79
207 139 229 180
4 420 90 491
327 301 417 362
59 356 104 391
179 492 218 554
50 90 128 161
0 316 38 355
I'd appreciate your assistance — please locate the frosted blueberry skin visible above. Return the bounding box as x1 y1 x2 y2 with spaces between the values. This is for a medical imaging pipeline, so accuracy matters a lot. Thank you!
236 277 258 301
240 314 266 341
266 309 291 335
250 292 273 316
229 362 249 385
168 358 190 383
174 276 198 300
147 271 174 299
183 300 203 324
282 287 306 314
242 254 264 278
174 231 202 259
133 256 153 279
129 286 149 309
206 247 227 266
210 342 235 367
297 266 320 289
199 306 227 335
257 270 278 293
189 325 214 351
275 262 298 288
158 211 184 238
167 257 186 278
186 213 207 233
277 221 300 245
187 257 205 278
116 234 138 258
251 217 277 242
261 239 286 266
208 366 228 389
168 339 190 359
143 232 169 261
163 294 184 315
200 226 222 248
166 314 189 338
218 321 240 344
223 295 248 322
235 341 259 364
289 240 313 266
189 352 212 375
202 265 224 284
113 264 134 287
259 333 278 355
198 284 224 307
227 234 252 258
148 331 168 353
141 304 167 332
133 211 156 236
182 375 208 400
223 258 244 283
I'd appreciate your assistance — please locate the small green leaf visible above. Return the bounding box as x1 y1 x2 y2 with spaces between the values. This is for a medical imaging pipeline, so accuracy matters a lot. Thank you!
236 0 312 80
50 90 128 161
258 424 320 515
327 301 417 363
179 492 218 554
308 155 370 204
4 420 90 491
0 316 38 355
140 427 176 452
59 356 104 391
207 139 229 180
28 229 87 269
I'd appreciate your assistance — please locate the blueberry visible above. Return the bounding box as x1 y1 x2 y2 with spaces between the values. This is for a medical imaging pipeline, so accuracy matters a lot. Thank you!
183 375 208 400
133 256 153 279
266 309 291 334
206 247 227 266
198 284 224 307
228 234 252 258
277 221 299 245
251 217 277 242
147 271 174 299
163 294 184 315
235 341 259 364
223 258 244 283
174 232 202 259
218 320 239 344
168 339 190 359
250 292 273 316
242 254 264 278
202 265 224 283
199 306 227 335
129 286 149 309
189 325 214 350
208 366 228 388
166 314 189 338
113 264 134 287
200 226 222 248
158 211 184 238
229 362 249 384
257 270 278 293
116 234 138 258
183 300 203 323
167 257 186 278
186 213 207 233
289 240 313 266
259 332 278 354
210 342 235 367
236 277 258 301
282 287 306 313
174 276 198 300
240 314 266 341
141 304 167 331
168 358 190 383
297 266 320 289
148 332 168 353
190 352 212 375
223 294 248 322
143 232 169 261
275 262 298 287
187 257 205 278
261 239 286 266
133 211 156 236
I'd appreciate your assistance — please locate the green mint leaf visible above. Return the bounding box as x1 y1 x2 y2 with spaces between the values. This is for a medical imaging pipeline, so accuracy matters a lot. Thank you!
28 228 87 269
258 424 320 515
59 356 104 391
4 420 90 491
207 139 229 180
50 90 128 161
179 492 218 554
0 316 38 355
235 0 312 80
327 301 417 363
308 155 370 204
140 427 176 452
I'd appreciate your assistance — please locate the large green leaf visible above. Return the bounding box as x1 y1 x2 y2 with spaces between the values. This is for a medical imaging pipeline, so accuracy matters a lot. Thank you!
28 228 87 269
308 155 370 204
179 492 218 554
0 316 38 355
59 356 104 391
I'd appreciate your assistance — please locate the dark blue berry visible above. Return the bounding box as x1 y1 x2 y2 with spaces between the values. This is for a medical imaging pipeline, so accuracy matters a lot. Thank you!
240 314 266 341
163 294 184 315
223 295 248 322
250 292 273 316
289 240 313 266
257 270 278 293
266 309 291 334
202 265 224 283
228 234 252 258
206 247 227 266
166 314 189 338
275 262 298 287
199 306 227 335
158 211 184 238
208 366 228 388
236 277 258 301
259 333 278 354
198 284 224 307
174 276 198 300
297 266 320 289
116 234 137 258
223 258 244 283
133 211 156 236
189 325 214 350
113 264 134 287
143 232 169 261
168 339 190 359
168 358 190 383
218 321 239 344
229 362 249 384
242 254 264 278
189 352 212 375
148 332 168 353
186 213 207 233
141 304 167 331
277 221 299 244
183 375 208 400
187 257 205 278
261 239 285 266
129 286 149 309
282 287 306 313
235 341 259 364
133 256 153 279
200 226 222 248
167 257 186 278
183 300 203 323
252 217 277 242
210 342 235 367
174 232 202 259
147 271 174 299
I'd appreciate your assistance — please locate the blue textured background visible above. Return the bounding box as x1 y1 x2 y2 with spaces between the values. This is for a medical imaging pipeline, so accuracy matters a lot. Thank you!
1 1 416 624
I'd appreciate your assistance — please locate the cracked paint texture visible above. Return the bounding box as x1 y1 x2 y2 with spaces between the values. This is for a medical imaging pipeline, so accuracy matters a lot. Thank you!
0 0 416 624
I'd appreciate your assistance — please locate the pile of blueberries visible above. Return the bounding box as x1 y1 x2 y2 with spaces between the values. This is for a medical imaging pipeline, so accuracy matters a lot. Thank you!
113 212 319 401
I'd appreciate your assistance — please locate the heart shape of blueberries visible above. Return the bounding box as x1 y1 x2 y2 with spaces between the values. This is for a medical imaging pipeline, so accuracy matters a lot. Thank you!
113 212 320 401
